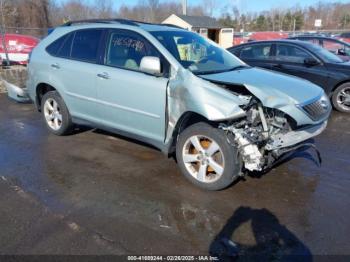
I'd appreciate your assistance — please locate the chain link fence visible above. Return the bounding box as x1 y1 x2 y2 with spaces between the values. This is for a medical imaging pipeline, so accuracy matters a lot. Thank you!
3 26 48 39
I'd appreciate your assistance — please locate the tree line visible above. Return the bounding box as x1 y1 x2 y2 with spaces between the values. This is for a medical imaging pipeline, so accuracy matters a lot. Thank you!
219 2 350 32
0 0 349 37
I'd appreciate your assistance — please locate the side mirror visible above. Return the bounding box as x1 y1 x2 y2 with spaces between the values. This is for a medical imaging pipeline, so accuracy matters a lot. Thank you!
337 48 346 56
140 56 161 75
304 57 319 66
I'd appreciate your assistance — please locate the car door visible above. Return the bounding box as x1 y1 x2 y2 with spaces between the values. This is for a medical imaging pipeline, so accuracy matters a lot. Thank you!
271 43 330 89
95 29 169 143
237 43 274 69
47 29 104 122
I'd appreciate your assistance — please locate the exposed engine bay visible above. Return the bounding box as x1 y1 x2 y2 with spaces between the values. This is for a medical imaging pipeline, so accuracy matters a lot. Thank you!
165 68 329 174
219 96 326 172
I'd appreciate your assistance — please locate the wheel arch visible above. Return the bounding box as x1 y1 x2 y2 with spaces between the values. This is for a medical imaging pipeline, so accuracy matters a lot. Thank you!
331 79 350 95
167 111 217 155
35 83 58 111
330 79 350 112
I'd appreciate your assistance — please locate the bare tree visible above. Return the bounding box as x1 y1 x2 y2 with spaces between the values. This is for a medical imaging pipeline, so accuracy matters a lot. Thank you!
202 0 217 16
94 0 114 19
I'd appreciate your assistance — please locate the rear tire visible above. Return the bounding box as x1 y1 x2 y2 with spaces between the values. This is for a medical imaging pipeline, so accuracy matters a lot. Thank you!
41 91 73 135
332 83 350 113
176 122 241 191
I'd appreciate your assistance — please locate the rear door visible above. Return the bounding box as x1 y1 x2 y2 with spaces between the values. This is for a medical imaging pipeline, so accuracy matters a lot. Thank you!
271 43 330 89
95 29 169 143
237 43 275 69
47 28 104 122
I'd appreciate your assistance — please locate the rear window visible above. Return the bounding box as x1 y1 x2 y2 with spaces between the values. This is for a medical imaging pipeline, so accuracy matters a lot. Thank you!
71 29 103 62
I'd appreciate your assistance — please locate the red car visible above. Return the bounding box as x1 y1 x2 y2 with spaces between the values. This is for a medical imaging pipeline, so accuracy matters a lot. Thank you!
233 33 249 46
338 32 350 44
0 33 39 65
249 31 288 41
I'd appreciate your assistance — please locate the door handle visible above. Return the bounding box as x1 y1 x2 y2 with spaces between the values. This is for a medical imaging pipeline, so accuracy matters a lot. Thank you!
97 72 109 79
51 63 60 69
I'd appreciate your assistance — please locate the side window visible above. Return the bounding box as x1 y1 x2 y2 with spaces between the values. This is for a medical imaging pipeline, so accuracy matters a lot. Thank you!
57 33 74 58
229 48 241 57
71 29 103 62
240 44 272 60
276 44 312 63
321 40 344 54
105 31 161 73
299 38 319 45
46 34 67 56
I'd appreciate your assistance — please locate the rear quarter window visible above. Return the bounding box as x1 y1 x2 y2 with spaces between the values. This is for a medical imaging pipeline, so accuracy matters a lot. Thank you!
46 34 68 56
57 33 74 58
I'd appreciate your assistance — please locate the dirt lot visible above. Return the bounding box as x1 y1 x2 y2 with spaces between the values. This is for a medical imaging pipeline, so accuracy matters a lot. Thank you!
0 94 349 258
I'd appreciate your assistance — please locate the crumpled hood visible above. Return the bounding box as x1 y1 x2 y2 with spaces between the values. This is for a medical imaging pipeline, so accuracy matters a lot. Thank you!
200 67 323 108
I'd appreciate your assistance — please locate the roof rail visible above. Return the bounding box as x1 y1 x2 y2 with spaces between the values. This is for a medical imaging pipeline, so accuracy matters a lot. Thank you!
61 18 139 27
60 18 186 30
160 23 184 29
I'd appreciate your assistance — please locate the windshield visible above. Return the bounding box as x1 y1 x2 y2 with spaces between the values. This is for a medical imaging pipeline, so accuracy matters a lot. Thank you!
150 30 246 74
308 43 344 63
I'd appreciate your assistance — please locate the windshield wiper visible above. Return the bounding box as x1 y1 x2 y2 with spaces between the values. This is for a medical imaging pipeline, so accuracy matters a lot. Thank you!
194 65 250 75
230 65 250 70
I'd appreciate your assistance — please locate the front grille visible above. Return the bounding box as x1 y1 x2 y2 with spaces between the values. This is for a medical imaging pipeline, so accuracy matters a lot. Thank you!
302 98 329 121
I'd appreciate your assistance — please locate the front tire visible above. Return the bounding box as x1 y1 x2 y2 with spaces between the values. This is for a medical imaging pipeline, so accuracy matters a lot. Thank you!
41 91 73 135
332 83 350 113
176 122 241 191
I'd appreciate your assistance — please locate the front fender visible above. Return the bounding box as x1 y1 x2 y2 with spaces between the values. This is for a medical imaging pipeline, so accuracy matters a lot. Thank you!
165 69 247 145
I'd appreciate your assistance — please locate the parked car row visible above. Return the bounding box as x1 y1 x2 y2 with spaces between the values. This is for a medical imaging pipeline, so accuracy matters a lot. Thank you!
289 35 350 61
228 39 350 113
26 19 331 190
233 31 350 45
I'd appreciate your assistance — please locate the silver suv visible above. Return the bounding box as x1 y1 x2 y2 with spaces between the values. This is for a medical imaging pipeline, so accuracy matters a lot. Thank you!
27 19 331 190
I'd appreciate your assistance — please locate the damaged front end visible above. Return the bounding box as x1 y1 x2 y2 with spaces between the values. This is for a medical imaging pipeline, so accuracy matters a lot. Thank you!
165 66 330 173
220 99 327 172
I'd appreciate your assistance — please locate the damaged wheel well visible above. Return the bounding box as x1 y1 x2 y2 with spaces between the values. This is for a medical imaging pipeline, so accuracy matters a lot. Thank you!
168 111 217 154
36 83 56 111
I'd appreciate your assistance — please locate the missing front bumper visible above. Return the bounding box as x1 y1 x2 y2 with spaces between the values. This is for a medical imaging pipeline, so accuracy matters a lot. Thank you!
265 121 328 151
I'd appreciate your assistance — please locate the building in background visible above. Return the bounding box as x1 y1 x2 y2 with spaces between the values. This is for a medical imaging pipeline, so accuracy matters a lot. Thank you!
162 14 234 48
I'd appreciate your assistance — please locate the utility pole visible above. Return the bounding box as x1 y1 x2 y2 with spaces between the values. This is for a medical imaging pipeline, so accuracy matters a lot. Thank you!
293 18 296 36
0 0 10 67
182 0 187 16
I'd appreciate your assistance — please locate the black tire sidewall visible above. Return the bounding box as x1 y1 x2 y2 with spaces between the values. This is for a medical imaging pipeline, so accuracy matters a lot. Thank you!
176 122 241 191
332 83 350 113
41 91 72 136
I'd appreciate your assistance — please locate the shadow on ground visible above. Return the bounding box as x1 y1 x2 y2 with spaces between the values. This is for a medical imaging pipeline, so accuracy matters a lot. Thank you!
209 207 312 261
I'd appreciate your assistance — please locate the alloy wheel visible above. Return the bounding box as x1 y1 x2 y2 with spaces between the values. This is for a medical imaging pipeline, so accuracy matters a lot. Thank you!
44 98 62 131
336 86 350 111
182 135 225 183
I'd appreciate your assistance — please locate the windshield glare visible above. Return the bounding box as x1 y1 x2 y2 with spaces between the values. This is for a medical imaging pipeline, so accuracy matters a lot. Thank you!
150 30 245 74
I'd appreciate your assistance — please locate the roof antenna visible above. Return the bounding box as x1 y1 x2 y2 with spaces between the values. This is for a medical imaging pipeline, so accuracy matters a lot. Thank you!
182 0 187 15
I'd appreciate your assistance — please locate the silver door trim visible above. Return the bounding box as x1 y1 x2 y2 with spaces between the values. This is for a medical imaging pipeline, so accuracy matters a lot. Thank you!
65 91 161 119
